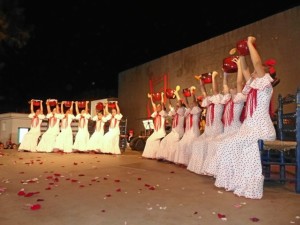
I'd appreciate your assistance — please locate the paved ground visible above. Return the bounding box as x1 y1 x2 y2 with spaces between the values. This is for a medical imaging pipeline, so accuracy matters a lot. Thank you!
0 148 299 225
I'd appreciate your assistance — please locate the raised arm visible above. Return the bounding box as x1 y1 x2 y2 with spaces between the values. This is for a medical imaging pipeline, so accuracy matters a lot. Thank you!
85 101 89 113
222 70 229 95
212 71 219 95
234 57 244 93
75 101 79 115
161 92 165 110
239 55 251 82
115 101 120 114
30 99 34 113
148 93 156 112
39 100 43 114
198 78 207 98
46 99 51 114
247 36 265 78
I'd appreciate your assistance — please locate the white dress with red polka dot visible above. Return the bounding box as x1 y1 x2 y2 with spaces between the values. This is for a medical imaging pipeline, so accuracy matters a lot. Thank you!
187 94 224 174
156 106 185 161
203 92 246 176
214 74 276 199
173 105 201 165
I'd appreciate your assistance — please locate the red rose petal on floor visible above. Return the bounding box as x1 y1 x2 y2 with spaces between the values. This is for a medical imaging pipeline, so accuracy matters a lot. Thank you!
73 162 78 165
54 178 59 182
78 174 85 176
79 185 85 188
250 217 260 222
30 204 41 210
116 188 121 192
45 187 51 190
148 186 155 190
54 173 61 177
144 184 150 187
194 211 198 214
49 183 54 185
65 178 70 181
103 177 108 180
19 172 25 174
46 176 53 179
39 162 43 164
101 210 106 213
25 192 34 197
217 213 226 219
170 171 175 173
18 190 25 196
137 178 142 180
106 194 111 197
114 179 120 182
71 179 78 182
37 199 44 202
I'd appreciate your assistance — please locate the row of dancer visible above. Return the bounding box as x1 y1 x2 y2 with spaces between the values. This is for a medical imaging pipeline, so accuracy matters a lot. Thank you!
142 36 276 199
18 100 123 154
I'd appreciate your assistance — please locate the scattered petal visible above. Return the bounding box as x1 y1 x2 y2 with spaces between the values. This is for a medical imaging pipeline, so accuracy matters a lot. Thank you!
114 179 120 182
30 204 41 210
250 217 260 222
116 188 121 192
218 213 226 219
101 210 106 213
78 174 85 176
137 178 142 180
37 199 44 202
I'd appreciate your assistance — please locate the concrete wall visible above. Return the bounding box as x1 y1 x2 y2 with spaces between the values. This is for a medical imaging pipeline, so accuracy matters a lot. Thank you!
118 6 300 135
0 113 30 144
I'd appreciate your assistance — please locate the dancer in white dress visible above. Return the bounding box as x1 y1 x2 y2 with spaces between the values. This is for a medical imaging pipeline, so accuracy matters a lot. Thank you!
156 87 185 162
187 71 224 174
18 99 45 152
173 88 201 166
86 102 109 153
72 101 91 153
101 101 123 154
36 99 61 153
53 101 75 153
214 36 276 199
142 92 168 159
204 57 246 176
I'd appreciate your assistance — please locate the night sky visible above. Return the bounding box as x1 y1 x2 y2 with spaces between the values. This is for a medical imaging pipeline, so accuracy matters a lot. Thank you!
0 0 298 113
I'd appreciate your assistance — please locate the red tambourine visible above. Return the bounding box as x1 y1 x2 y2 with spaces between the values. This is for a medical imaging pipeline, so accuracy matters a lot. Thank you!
108 102 116 108
32 100 41 106
236 39 256 56
48 99 57 107
223 56 238 73
96 102 104 111
165 88 176 99
183 88 191 97
152 92 162 101
77 101 86 108
201 72 212 84
64 101 72 107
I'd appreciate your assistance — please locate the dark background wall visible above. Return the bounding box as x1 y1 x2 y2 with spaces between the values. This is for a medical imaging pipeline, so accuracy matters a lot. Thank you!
118 6 300 135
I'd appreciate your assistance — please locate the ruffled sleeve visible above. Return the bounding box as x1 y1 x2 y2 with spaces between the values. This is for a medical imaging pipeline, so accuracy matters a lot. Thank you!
210 93 224 104
151 111 158 118
243 73 273 94
201 96 211 107
220 94 232 104
233 92 247 104
116 113 123 120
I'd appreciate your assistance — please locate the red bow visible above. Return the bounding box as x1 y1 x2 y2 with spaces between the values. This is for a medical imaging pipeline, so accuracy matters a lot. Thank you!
244 88 257 119
222 99 234 126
